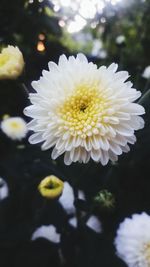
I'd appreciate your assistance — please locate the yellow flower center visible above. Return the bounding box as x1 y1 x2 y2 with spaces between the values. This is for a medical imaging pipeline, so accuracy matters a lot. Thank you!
58 84 109 138
0 54 9 67
38 175 64 199
10 122 21 129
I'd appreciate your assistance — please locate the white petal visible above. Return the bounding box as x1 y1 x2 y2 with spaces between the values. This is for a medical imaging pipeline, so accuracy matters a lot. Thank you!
64 151 72 165
31 225 60 243
69 217 78 228
0 177 9 201
29 132 43 144
86 215 102 233
91 149 101 161
107 63 118 73
123 103 145 115
100 150 109 165
109 143 122 155
59 182 75 214
77 53 88 63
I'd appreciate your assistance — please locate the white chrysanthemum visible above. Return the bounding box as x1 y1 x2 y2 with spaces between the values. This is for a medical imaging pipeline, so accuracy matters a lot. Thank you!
116 35 125 45
142 66 150 79
31 224 61 243
24 53 145 165
1 117 27 140
114 213 150 267
0 45 24 79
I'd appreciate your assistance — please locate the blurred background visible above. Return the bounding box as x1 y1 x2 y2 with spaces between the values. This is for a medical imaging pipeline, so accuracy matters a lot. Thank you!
0 1 150 267
1 0 150 86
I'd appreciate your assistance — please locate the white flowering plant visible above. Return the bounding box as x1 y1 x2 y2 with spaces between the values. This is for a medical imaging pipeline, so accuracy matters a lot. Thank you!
1 1 150 267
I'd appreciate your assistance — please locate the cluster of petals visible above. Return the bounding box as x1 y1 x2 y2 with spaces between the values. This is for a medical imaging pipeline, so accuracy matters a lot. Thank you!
24 53 145 165
1 116 27 140
0 45 24 80
115 213 150 267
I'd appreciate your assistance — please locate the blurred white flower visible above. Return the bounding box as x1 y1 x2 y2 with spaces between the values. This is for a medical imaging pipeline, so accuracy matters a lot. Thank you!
115 213 150 267
0 45 24 80
73 32 92 43
24 53 145 166
142 66 150 79
59 182 75 214
99 49 107 59
116 35 125 45
31 224 61 243
91 39 103 57
0 177 9 201
86 215 102 233
1 117 27 140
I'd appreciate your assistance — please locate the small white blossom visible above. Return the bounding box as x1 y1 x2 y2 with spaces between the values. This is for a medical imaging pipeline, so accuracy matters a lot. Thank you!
0 45 24 80
24 53 145 166
31 225 61 243
116 35 125 45
1 117 27 140
59 182 75 214
86 215 102 233
142 66 150 79
0 177 9 200
115 213 150 267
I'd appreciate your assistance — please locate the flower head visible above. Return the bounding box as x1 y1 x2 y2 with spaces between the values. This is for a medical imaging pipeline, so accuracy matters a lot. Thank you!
115 213 150 267
1 116 27 140
0 45 24 79
116 35 125 45
24 53 145 165
38 175 64 199
94 189 115 209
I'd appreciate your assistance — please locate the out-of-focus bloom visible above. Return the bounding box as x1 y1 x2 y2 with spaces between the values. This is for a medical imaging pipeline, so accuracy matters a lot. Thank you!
1 116 27 140
0 177 9 201
24 53 145 166
86 215 102 233
0 45 24 80
116 35 125 45
91 40 107 59
115 213 150 267
94 189 115 209
99 49 107 59
59 182 75 214
38 175 64 199
91 39 103 57
142 66 150 79
31 224 61 243
2 114 10 120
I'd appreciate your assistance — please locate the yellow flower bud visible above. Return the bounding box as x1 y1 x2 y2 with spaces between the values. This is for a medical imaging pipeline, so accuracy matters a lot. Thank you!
2 114 10 120
38 175 64 199
0 45 25 80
